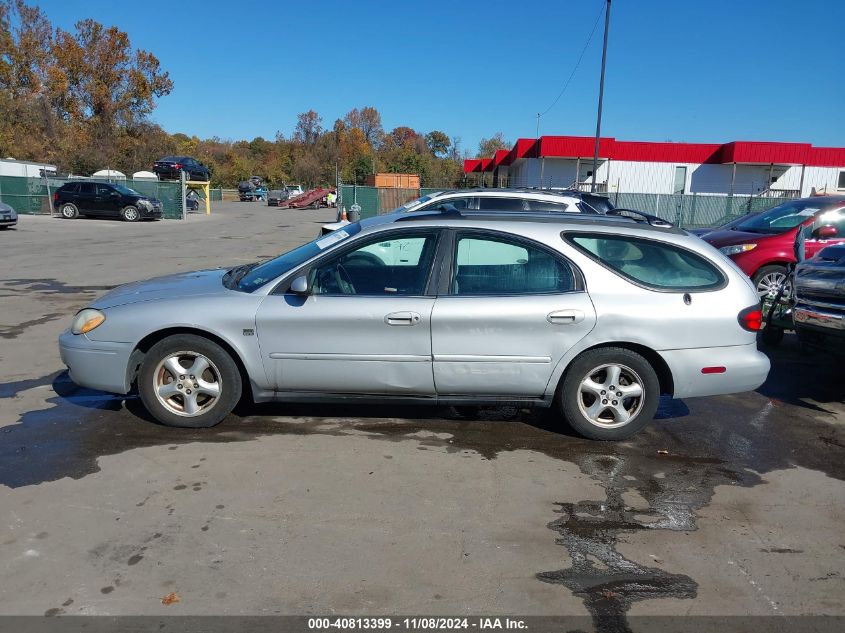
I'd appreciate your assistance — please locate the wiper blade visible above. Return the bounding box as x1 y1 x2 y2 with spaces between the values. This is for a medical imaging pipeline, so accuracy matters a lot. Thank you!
230 262 259 286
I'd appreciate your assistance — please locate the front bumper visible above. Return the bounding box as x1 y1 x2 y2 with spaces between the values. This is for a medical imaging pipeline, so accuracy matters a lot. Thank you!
658 343 770 399
794 304 845 353
0 216 17 226
59 330 134 394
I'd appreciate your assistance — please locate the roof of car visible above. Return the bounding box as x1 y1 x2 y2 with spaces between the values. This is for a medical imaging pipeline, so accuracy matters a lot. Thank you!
435 188 608 199
377 208 682 234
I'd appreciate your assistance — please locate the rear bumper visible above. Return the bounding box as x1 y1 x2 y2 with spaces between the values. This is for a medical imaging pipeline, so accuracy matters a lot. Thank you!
658 343 770 398
59 330 133 394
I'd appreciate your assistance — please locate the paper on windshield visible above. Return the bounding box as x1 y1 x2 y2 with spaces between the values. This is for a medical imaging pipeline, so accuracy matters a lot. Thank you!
316 229 350 250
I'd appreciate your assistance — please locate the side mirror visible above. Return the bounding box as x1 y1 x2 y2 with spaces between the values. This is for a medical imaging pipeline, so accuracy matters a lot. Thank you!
814 225 838 239
290 275 309 295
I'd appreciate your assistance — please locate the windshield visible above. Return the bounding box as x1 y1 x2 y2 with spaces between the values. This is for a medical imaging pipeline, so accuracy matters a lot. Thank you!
230 223 362 292
390 194 438 214
113 184 141 196
735 200 824 234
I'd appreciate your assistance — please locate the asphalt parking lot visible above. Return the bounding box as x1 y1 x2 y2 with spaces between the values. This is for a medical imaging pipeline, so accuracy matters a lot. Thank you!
0 203 843 626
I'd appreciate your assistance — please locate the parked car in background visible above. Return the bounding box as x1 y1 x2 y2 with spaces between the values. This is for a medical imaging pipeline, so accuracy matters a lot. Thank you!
701 196 845 298
54 182 162 221
153 156 211 182
267 189 290 207
793 244 845 355
186 191 200 212
320 187 626 236
286 185 304 198
58 209 768 441
0 201 18 229
688 211 756 237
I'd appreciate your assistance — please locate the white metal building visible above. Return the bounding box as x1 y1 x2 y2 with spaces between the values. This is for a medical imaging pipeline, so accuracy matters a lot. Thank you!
466 136 845 198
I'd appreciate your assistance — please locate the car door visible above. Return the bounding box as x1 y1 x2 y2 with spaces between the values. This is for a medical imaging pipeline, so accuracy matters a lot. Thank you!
76 182 97 213
804 207 845 259
254 228 443 394
431 229 596 396
95 184 119 217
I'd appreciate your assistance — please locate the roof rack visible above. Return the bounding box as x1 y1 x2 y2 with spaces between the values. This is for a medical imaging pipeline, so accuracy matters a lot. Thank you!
394 204 676 229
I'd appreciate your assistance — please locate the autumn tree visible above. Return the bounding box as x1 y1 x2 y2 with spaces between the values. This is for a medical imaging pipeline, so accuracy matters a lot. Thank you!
343 106 383 147
477 132 510 158
425 130 450 157
293 110 322 145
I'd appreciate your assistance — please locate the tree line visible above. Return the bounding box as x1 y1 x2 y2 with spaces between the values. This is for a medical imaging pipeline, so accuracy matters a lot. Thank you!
1 0 511 188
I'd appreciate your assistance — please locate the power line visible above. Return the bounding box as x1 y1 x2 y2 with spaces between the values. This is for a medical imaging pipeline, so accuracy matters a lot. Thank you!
537 1 606 123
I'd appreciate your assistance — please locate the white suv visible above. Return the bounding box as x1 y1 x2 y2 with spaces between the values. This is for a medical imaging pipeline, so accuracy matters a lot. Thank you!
323 188 615 235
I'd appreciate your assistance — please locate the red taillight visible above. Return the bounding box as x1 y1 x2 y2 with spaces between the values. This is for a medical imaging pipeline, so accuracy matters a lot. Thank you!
701 366 726 374
738 305 763 332
53 192 58 202
174 163 182 169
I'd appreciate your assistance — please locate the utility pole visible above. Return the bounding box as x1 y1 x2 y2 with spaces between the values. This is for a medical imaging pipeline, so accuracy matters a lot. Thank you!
536 113 540 139
591 0 611 193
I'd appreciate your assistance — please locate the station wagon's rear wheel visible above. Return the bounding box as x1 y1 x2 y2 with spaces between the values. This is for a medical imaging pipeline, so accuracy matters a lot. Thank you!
138 334 242 428
558 347 659 440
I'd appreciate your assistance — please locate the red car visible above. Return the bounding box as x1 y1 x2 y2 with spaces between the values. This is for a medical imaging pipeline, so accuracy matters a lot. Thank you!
701 196 845 298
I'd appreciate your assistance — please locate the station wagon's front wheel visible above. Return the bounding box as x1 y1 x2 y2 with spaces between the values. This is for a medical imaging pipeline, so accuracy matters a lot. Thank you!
138 334 242 428
558 347 659 440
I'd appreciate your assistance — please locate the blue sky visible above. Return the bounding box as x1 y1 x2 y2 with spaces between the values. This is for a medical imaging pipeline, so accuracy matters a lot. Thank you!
38 0 845 154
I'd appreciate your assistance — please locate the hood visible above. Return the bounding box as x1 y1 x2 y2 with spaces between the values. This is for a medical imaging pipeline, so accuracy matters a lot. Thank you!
90 268 229 309
795 246 845 300
701 228 791 248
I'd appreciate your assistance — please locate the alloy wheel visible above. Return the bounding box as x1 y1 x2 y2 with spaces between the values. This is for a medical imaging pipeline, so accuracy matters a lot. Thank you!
756 271 789 299
577 363 645 429
153 351 222 417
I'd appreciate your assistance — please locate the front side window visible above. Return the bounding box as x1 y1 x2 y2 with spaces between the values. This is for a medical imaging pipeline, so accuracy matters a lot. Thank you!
567 233 724 290
96 184 113 195
310 231 438 296
452 234 575 295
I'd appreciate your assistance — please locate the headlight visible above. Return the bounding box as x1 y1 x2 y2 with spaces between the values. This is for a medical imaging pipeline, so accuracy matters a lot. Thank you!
71 308 106 335
137 199 152 209
719 243 757 256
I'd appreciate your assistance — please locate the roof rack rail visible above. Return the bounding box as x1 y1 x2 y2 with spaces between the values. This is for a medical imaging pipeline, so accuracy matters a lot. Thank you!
605 208 674 228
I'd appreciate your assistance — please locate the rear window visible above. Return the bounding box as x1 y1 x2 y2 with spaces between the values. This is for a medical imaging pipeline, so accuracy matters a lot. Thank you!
566 233 724 290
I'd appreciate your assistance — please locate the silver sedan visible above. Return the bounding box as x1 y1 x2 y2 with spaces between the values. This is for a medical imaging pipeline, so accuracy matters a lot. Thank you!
58 211 770 440
0 202 17 229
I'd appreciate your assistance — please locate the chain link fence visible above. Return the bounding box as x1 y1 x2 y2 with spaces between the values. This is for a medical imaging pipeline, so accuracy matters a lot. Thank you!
0 175 226 219
339 185 790 228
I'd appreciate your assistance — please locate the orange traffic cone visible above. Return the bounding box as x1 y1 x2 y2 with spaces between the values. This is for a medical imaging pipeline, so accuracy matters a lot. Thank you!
340 206 348 221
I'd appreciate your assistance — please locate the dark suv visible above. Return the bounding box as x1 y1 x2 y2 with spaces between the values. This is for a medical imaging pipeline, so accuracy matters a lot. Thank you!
54 182 162 222
153 156 211 182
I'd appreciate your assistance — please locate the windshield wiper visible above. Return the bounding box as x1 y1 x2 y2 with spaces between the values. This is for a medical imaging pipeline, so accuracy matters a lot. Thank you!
224 262 259 289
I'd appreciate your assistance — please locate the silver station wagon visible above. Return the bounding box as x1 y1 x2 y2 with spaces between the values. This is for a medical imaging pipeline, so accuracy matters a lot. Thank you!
59 209 770 440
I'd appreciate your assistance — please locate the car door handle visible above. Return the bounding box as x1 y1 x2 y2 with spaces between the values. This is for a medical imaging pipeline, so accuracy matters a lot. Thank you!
385 311 421 326
547 309 585 324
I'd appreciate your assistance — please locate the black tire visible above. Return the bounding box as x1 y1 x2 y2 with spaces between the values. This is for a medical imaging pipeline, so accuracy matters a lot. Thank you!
137 334 242 428
121 205 140 222
557 347 660 441
752 264 788 300
59 203 79 219
761 325 785 346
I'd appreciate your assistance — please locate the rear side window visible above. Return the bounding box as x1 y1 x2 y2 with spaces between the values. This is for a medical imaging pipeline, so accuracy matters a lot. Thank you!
477 197 525 211
566 233 724 290
525 200 571 213
62 183 80 194
452 234 576 295
79 183 95 194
